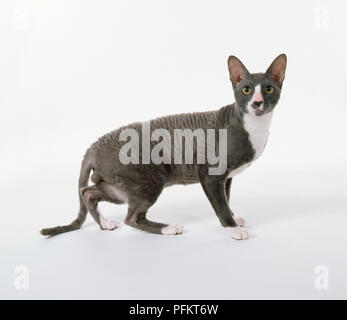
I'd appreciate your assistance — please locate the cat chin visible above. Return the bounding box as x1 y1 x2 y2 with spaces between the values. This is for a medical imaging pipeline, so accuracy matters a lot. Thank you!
247 109 271 117
246 110 262 117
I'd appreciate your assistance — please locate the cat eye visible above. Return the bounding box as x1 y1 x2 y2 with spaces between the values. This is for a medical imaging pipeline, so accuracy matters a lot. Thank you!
242 86 252 95
264 85 274 94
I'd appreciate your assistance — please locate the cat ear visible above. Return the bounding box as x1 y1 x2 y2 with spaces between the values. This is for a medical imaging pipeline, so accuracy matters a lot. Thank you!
266 54 287 85
227 56 250 86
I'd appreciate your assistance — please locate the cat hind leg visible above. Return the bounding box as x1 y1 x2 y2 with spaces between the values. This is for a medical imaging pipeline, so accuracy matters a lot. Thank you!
80 185 120 230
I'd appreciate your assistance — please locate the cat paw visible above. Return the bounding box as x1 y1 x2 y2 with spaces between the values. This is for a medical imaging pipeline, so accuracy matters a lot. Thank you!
226 226 249 240
234 217 246 227
100 219 120 230
161 224 184 235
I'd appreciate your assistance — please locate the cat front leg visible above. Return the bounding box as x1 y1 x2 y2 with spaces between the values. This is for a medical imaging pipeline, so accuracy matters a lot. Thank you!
225 178 232 202
225 178 246 227
200 175 249 240
125 198 183 235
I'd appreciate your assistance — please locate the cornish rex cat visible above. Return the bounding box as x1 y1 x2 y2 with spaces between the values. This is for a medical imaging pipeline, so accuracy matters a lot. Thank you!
41 54 287 240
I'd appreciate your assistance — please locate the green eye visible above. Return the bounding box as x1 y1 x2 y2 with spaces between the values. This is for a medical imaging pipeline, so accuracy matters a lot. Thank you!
242 86 252 95
265 85 274 94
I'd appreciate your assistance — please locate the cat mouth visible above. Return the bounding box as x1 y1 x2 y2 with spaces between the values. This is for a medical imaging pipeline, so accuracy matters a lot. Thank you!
255 109 266 115
248 108 265 116
248 101 265 116
248 108 270 116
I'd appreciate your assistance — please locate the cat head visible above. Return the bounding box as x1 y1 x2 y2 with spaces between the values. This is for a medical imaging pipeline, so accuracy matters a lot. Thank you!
227 54 287 116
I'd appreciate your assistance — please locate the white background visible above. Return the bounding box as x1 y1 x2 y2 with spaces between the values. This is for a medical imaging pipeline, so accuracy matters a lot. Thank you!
1 0 347 299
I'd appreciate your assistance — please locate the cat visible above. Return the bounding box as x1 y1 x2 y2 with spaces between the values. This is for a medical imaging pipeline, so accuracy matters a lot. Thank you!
41 54 287 240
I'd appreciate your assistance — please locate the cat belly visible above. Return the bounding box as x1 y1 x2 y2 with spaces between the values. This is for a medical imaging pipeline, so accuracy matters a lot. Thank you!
165 165 200 186
165 175 200 186
102 183 129 203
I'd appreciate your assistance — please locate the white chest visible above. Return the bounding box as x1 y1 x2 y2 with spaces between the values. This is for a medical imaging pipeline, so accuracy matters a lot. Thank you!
227 112 273 178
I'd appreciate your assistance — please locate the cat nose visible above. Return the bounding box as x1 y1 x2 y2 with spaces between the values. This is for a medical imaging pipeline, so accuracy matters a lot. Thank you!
252 100 263 108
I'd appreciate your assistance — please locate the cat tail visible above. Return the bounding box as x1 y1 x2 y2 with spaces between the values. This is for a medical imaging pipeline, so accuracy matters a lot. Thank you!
40 153 93 236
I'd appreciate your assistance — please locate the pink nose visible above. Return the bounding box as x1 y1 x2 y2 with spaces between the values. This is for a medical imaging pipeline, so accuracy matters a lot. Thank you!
253 91 263 102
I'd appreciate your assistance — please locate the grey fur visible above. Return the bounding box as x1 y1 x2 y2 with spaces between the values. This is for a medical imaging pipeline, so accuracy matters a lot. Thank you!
41 54 287 237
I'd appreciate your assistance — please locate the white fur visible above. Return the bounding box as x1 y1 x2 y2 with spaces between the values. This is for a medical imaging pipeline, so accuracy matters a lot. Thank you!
234 217 246 227
100 215 120 230
161 224 184 235
227 111 273 179
244 111 273 159
226 226 249 240
246 84 263 114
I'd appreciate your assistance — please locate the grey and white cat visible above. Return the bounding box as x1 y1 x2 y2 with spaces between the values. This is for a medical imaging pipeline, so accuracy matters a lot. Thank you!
41 54 287 240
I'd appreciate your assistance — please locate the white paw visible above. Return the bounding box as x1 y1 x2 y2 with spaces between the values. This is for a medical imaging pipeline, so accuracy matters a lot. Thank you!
161 224 184 235
226 226 249 240
101 219 120 230
234 217 246 227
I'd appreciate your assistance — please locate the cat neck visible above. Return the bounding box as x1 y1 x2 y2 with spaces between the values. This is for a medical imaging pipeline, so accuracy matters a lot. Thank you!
242 111 273 132
242 111 273 160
